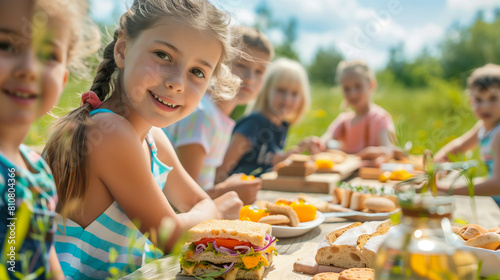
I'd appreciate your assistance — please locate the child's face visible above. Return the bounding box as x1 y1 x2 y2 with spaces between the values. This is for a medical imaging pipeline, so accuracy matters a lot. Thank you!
0 0 70 127
231 48 270 105
269 81 302 122
340 71 373 112
470 86 500 127
116 17 222 128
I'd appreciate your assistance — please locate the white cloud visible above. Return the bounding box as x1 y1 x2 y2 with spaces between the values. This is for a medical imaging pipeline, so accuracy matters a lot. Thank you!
94 0 496 70
447 0 500 11
403 23 445 57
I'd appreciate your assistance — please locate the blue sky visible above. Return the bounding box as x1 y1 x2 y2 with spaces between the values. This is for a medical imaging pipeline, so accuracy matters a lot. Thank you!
89 0 500 69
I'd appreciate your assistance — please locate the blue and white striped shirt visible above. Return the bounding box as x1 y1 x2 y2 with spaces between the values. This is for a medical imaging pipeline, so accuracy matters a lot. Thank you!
55 109 172 279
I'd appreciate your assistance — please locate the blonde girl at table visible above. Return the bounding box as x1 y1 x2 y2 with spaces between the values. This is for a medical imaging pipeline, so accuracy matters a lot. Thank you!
319 60 396 167
436 64 500 207
163 26 273 205
0 0 99 279
43 0 242 278
216 58 311 180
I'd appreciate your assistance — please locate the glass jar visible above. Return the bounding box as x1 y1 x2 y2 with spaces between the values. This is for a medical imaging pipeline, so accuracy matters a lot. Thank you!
374 196 477 280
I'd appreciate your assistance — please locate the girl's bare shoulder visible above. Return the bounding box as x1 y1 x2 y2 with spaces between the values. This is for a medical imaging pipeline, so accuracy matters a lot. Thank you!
85 113 141 156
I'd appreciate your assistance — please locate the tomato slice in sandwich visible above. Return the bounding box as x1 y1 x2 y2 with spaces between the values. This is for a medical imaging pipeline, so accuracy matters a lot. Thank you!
193 238 252 249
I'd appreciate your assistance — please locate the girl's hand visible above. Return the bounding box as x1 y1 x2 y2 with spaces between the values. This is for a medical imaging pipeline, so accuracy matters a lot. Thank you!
357 146 392 160
213 191 244 220
300 136 325 155
433 150 450 163
212 174 262 205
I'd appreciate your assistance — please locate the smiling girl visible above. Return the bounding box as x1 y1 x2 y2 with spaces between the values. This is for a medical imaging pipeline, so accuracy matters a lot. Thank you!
43 0 241 278
0 0 99 279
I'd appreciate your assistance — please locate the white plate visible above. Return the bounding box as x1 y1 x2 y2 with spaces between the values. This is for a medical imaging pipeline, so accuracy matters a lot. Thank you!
459 245 500 277
322 209 400 222
271 211 325 238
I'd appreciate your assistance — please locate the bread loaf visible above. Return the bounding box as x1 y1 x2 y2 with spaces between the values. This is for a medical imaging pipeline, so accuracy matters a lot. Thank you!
275 154 317 176
316 221 395 268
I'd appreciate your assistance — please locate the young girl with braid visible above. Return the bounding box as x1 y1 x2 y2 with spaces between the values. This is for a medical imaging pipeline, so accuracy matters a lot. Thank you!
0 0 99 279
43 0 242 278
163 26 273 204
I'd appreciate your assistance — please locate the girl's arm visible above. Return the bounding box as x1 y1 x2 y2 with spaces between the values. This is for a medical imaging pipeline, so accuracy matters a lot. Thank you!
150 128 218 220
90 121 186 252
434 121 482 162
215 133 252 183
443 129 500 196
175 144 206 183
320 115 346 151
48 246 64 280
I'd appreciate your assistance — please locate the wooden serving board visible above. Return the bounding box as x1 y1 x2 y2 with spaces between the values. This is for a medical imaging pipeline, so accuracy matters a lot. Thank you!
261 172 341 193
315 155 361 180
293 253 346 275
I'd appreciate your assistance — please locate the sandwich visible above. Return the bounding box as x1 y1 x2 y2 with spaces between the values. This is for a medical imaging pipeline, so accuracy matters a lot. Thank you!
180 219 277 280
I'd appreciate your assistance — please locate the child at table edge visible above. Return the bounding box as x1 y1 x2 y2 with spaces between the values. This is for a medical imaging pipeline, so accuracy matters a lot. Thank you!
436 64 500 206
0 0 99 278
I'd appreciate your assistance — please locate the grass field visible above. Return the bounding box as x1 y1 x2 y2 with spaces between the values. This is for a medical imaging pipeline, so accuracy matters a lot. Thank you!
27 76 482 171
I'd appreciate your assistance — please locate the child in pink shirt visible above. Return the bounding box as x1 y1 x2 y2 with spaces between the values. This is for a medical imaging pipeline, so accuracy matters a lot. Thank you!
321 60 395 166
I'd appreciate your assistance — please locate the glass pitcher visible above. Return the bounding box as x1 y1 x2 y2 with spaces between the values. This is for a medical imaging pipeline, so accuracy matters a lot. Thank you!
374 195 477 280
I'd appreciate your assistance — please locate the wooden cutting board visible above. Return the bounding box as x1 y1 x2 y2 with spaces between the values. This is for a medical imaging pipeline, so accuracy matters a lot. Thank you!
261 172 341 193
316 155 361 180
293 253 346 275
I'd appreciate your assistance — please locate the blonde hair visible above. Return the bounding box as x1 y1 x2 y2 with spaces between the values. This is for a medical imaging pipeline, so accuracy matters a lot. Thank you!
44 0 239 214
336 60 376 84
252 58 310 124
467 63 500 92
37 0 100 79
231 25 274 60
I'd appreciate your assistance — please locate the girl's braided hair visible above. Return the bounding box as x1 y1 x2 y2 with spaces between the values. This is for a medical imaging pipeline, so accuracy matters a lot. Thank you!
44 0 240 214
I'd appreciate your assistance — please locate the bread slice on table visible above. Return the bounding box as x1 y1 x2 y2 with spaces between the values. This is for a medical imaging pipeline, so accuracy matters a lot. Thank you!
187 219 271 247
363 197 397 213
266 202 300 227
180 220 277 280
332 188 344 205
341 189 353 208
316 221 395 269
338 268 374 280
349 193 371 211
313 272 340 280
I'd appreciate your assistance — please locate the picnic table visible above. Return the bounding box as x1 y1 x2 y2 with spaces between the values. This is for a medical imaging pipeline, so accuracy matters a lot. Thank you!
122 186 500 280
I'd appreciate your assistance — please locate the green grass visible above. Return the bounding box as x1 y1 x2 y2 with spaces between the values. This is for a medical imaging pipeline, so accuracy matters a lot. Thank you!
26 78 91 146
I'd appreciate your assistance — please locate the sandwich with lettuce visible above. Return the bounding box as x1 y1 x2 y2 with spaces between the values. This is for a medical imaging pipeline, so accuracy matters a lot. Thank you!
180 219 277 280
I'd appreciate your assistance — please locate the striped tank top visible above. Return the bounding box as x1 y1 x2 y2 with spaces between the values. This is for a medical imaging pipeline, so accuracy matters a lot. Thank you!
55 109 173 279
